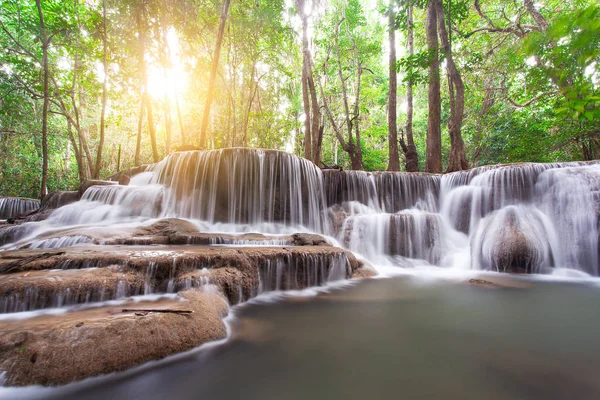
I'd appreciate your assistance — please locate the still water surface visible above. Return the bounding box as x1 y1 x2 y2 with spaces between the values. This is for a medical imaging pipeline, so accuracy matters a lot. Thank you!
8 274 600 400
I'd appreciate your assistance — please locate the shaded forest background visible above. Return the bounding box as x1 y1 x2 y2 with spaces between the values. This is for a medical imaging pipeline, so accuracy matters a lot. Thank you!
0 0 598 198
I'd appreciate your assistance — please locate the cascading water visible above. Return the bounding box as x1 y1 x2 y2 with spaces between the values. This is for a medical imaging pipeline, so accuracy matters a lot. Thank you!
1 149 600 320
0 197 40 219
155 148 327 231
3 147 600 390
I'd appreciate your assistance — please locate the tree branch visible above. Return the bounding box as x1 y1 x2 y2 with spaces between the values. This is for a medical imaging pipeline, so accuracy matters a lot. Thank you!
506 91 557 107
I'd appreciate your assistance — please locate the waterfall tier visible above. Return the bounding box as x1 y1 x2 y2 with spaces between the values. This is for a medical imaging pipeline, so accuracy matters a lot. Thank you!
154 148 326 231
1 150 599 276
0 197 40 219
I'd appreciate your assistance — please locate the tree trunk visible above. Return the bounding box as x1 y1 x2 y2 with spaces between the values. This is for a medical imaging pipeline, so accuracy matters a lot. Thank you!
307 68 321 165
425 0 442 173
146 95 159 162
77 88 94 176
67 120 85 181
436 0 469 172
94 0 108 179
353 65 364 171
175 96 185 145
199 0 231 148
135 5 145 166
135 96 145 166
35 0 49 199
387 0 400 171
161 23 172 155
405 5 419 172
300 16 312 160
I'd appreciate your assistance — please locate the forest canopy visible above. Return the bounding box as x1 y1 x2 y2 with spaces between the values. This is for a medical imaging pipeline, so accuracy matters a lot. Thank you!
0 0 598 198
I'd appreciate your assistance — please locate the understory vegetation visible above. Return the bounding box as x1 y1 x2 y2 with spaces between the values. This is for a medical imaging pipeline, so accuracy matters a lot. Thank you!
0 0 598 198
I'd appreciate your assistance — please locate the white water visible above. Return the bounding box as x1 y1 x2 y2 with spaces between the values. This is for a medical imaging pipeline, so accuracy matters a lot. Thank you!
1 150 599 320
2 151 599 277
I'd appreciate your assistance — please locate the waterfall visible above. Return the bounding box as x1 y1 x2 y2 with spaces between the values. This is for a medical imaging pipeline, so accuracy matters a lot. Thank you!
155 148 327 231
1 150 599 278
0 197 40 219
323 170 439 213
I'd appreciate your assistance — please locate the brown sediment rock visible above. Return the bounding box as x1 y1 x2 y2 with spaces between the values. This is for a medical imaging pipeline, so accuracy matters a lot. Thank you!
0 244 362 304
78 179 117 197
351 265 378 279
466 277 532 289
0 289 228 386
290 233 329 246
0 267 146 311
118 174 131 185
40 191 80 210
108 164 152 182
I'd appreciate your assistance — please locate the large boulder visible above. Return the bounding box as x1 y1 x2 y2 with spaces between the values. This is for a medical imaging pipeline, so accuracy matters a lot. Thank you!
471 206 554 273
0 289 228 386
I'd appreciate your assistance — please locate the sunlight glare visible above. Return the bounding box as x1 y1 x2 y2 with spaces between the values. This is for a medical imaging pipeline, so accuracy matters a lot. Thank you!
147 28 187 100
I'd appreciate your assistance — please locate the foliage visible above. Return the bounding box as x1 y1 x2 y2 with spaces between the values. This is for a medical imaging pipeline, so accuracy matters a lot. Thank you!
0 0 599 198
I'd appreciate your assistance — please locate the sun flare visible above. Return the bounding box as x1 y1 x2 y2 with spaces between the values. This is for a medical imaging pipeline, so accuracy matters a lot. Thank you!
147 28 187 100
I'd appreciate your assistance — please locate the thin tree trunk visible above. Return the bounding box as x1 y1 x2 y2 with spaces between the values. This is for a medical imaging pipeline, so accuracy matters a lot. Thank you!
352 65 364 171
135 96 145 166
160 20 172 154
35 0 49 198
146 95 159 162
77 88 94 176
307 69 320 164
242 61 258 145
387 0 400 171
135 4 145 166
436 0 469 172
199 0 231 148
67 120 84 181
94 0 108 179
175 96 185 145
72 0 90 180
425 0 442 173
300 16 312 160
405 5 419 172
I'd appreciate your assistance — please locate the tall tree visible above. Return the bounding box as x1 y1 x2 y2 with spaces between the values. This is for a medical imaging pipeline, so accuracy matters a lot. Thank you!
425 0 442 173
295 0 322 165
387 0 400 171
134 1 158 165
94 0 108 178
199 0 231 149
403 4 418 172
436 0 468 172
35 0 49 198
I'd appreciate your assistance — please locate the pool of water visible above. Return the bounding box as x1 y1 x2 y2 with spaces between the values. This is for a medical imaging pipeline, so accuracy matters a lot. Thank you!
5 274 600 400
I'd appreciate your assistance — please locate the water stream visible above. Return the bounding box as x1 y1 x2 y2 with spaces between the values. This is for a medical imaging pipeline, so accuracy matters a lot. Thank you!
5 274 600 400
1 149 600 396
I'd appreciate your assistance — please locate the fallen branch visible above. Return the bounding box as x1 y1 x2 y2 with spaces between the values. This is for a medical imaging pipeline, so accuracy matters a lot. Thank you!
122 308 193 314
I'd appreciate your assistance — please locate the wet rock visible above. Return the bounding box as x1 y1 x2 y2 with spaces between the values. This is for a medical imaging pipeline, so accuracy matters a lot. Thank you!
108 165 153 182
79 179 117 197
0 289 228 386
118 174 131 185
0 245 358 303
471 206 553 274
291 233 329 246
41 191 80 210
0 267 146 312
